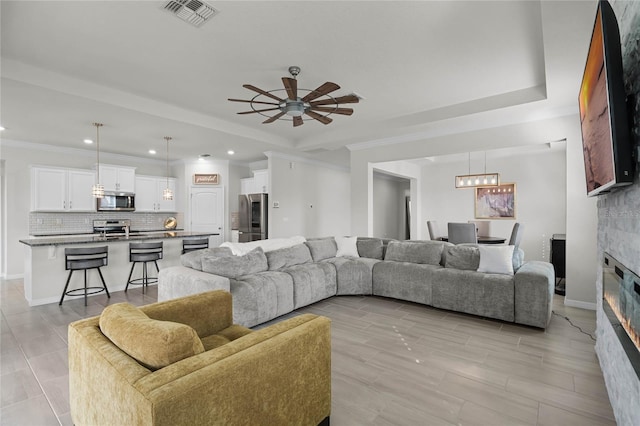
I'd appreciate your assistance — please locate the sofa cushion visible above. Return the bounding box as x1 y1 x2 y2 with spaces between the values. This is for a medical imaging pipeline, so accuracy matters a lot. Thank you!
356 238 384 260
181 247 234 271
99 303 204 370
266 244 312 270
202 247 268 278
336 236 360 257
477 245 515 275
305 238 338 262
384 240 444 265
444 245 480 271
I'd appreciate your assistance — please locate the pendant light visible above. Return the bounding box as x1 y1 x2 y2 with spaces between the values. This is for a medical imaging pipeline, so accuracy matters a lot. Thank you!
91 122 105 198
455 151 500 189
162 136 173 200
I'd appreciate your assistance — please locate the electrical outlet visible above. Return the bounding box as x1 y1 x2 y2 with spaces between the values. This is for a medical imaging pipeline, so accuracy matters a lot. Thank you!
273 201 280 208
37 218 43 225
55 218 62 225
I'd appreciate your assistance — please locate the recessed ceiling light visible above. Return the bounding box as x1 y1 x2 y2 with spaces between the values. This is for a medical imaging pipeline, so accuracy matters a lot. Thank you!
0 126 5 131
149 149 157 155
227 150 235 155
83 139 93 144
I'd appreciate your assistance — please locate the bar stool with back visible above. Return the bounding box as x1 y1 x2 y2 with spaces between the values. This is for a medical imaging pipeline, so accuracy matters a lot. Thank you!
182 237 209 254
125 241 163 293
59 246 110 306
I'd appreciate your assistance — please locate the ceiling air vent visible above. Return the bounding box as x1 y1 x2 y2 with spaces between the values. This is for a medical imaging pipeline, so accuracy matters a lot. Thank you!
163 0 218 28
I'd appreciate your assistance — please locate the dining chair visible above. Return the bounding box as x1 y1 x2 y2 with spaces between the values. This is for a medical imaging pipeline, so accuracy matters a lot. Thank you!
509 223 525 247
448 222 478 244
427 221 442 241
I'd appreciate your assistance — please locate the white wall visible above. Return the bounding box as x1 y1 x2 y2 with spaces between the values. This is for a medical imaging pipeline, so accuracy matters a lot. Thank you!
268 152 350 238
422 146 566 262
565 116 598 307
373 173 410 240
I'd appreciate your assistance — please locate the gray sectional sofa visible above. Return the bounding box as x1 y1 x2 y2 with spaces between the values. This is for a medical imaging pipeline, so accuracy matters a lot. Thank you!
158 237 555 329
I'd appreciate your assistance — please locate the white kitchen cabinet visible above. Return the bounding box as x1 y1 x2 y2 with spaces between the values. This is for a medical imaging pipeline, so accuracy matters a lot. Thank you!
99 164 136 193
31 167 95 211
240 169 269 194
135 175 177 212
252 169 269 193
240 177 255 195
67 170 97 211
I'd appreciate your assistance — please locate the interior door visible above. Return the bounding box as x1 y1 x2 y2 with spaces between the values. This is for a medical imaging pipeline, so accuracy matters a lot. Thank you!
190 187 224 247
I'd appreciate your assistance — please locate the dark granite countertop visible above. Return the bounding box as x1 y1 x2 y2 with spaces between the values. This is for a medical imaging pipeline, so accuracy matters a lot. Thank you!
19 231 219 247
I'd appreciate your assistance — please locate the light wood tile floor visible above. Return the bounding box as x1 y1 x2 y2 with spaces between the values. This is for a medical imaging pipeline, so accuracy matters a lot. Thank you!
1 278 615 425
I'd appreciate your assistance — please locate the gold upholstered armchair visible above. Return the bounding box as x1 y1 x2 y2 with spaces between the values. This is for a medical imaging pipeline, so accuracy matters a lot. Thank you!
68 290 331 426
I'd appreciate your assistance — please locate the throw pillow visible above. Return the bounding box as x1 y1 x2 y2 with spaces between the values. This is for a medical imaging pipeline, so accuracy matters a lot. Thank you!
335 236 360 258
201 247 268 278
181 247 233 271
99 303 204 370
477 245 515 275
305 238 338 261
444 245 480 270
356 238 384 260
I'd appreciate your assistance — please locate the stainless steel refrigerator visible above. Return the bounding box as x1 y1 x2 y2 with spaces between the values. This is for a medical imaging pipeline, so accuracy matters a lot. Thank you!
238 193 268 242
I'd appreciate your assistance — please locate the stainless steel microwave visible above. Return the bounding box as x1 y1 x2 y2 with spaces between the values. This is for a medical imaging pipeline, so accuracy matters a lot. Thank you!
96 192 135 211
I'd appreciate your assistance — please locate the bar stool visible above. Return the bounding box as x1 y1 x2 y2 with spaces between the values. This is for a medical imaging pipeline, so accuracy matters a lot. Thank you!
125 242 163 293
182 237 209 254
59 246 110 306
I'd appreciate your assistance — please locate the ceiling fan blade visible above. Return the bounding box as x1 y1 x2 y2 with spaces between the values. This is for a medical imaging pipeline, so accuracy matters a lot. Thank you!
309 106 354 116
293 116 303 127
309 95 360 106
228 98 280 106
304 110 333 125
237 107 281 115
263 112 286 124
242 84 284 102
282 77 298 100
302 82 340 102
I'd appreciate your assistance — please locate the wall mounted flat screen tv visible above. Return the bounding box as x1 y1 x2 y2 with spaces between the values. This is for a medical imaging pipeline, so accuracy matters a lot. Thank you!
578 0 633 197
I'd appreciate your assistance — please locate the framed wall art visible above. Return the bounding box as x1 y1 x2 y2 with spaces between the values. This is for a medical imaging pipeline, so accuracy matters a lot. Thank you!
475 183 516 219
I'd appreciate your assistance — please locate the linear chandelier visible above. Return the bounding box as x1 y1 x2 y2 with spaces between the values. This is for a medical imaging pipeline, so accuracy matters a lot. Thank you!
455 152 500 189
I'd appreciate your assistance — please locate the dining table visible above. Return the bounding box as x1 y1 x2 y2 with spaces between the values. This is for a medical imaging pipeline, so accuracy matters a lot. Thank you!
440 236 506 244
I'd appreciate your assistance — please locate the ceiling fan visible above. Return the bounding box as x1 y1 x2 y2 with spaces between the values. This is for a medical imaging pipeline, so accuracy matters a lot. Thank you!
228 66 359 127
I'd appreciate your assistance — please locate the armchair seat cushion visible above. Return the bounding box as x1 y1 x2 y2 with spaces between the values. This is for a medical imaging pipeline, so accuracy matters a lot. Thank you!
200 324 253 351
99 303 205 370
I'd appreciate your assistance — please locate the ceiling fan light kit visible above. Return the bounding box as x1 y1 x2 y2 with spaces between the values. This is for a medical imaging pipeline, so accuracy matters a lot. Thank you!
229 66 359 127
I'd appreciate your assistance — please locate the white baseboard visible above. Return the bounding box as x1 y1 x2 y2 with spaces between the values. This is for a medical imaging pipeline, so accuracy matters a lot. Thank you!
564 298 597 310
1 273 24 280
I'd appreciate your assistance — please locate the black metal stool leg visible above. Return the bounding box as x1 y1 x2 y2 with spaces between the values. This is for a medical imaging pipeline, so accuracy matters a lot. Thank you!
59 270 74 306
154 260 160 273
83 269 88 306
97 267 110 298
142 262 148 294
125 262 136 292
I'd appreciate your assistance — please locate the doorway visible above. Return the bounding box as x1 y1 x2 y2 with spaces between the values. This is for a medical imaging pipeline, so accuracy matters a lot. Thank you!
190 187 224 247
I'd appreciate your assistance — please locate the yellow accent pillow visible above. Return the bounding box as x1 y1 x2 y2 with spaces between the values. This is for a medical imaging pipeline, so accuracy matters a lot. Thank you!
99 303 204 370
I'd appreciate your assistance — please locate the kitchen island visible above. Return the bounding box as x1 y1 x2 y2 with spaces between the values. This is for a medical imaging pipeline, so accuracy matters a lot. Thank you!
19 231 219 306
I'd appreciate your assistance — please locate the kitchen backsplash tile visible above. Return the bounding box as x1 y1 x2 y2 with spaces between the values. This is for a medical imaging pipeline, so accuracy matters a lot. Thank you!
29 212 184 236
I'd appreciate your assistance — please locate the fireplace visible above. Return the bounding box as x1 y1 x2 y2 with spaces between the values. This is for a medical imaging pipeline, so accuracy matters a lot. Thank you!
602 253 640 379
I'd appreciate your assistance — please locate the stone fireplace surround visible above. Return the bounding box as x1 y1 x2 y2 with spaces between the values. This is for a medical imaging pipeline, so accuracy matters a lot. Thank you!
594 2 640 424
